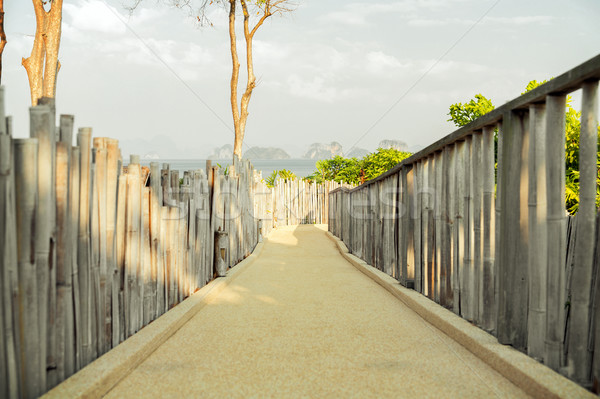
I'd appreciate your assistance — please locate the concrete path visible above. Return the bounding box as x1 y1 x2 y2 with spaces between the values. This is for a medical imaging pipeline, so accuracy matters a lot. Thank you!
105 225 529 398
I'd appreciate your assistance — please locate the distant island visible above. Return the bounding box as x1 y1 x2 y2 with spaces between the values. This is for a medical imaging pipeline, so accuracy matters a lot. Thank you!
208 144 290 160
243 147 290 160
303 142 343 159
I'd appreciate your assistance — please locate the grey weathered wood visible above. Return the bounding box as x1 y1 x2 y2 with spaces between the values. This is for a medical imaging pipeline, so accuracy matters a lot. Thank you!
30 104 56 391
544 95 567 370
14 138 42 399
497 110 530 351
414 160 423 294
494 123 503 338
142 187 153 325
481 125 496 333
77 128 93 366
566 81 598 383
433 151 442 303
455 140 466 316
54 142 73 384
106 139 120 349
150 163 163 319
0 135 20 399
472 132 482 323
526 104 547 360
442 146 455 309
115 169 127 344
463 136 473 320
69 146 81 371
0 109 20 398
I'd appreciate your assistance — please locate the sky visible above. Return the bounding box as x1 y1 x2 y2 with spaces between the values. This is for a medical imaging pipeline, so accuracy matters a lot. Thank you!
3 0 600 159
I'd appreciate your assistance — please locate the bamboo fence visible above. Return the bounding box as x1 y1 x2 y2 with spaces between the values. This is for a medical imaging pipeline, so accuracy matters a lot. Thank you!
0 87 340 398
329 54 600 389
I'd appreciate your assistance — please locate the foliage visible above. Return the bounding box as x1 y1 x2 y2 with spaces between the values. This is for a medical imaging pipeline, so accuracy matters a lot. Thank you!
447 94 495 128
264 169 297 188
448 80 600 214
306 148 412 186
523 79 600 213
361 148 412 181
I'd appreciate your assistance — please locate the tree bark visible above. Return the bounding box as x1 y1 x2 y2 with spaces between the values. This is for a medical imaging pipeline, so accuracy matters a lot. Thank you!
0 1 6 84
22 0 63 105
229 1 242 159
232 0 271 160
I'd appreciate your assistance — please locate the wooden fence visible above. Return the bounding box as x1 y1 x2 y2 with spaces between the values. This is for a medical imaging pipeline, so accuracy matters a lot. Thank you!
0 88 340 398
329 54 600 388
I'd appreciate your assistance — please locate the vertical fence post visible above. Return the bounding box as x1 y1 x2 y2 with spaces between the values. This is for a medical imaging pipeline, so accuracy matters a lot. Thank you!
77 128 92 367
14 138 41 399
0 89 20 399
567 81 598 383
497 110 530 351
544 95 567 370
472 131 483 323
481 125 497 333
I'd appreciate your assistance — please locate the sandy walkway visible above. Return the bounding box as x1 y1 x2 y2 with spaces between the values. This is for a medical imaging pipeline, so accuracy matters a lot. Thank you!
105 225 529 398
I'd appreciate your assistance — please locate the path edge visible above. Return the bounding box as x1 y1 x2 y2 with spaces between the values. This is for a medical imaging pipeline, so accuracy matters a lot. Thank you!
326 231 594 399
42 236 269 399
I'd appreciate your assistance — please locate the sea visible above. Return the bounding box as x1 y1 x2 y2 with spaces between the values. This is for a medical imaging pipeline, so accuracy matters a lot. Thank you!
132 159 319 179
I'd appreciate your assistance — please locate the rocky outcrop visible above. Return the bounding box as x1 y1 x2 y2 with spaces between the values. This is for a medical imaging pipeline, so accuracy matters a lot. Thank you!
208 144 234 159
378 139 408 152
303 141 343 159
243 147 290 160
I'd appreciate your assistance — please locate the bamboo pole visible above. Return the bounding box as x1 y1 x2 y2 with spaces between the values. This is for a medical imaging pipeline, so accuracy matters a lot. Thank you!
526 104 547 359
481 125 496 333
454 140 466 317
434 151 442 303
105 139 119 349
150 163 162 319
443 146 455 309
54 142 73 384
93 141 108 355
414 161 423 294
88 147 100 359
115 169 127 344
142 187 153 325
544 95 567 370
567 81 598 382
494 123 503 337
463 136 474 320
497 110 530 350
77 128 92 366
1 129 20 399
14 138 41 399
472 132 482 323
69 146 81 370
58 116 75 376
30 104 56 390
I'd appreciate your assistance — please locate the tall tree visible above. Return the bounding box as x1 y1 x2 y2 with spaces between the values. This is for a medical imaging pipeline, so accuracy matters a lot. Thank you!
0 0 6 84
22 0 63 105
128 0 294 160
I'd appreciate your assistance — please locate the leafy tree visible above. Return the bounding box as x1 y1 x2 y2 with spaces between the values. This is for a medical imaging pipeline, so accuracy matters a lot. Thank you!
447 94 495 128
361 148 411 181
447 80 600 214
524 79 600 213
306 148 412 186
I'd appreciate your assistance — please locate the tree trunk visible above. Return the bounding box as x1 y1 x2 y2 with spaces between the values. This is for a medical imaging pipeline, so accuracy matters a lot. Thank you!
228 0 242 159
0 1 6 84
22 0 63 105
